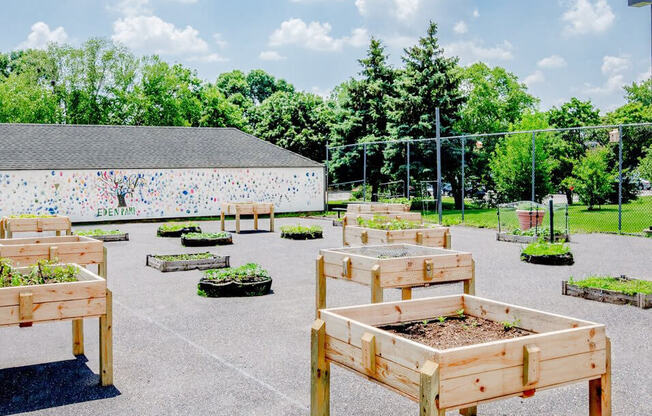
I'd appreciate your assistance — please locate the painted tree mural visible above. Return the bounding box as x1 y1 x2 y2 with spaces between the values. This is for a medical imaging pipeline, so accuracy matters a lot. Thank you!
97 171 144 207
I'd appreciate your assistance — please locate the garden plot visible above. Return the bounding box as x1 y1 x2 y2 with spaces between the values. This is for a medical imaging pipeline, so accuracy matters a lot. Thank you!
1 215 71 238
342 216 450 248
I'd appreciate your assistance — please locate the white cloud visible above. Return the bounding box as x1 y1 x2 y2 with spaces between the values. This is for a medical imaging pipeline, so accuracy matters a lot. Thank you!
187 53 226 63
562 0 614 36
584 74 625 94
269 18 367 51
17 22 68 50
444 40 513 64
637 70 651 82
473 8 480 18
213 33 227 49
355 0 421 21
311 86 331 97
524 70 545 87
110 0 152 16
259 50 286 61
601 55 630 75
537 55 567 68
385 34 418 49
453 21 468 34
112 15 210 55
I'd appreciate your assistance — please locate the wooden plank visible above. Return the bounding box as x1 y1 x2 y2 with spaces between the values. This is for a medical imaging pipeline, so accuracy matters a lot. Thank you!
0 297 106 326
99 289 113 386
438 350 606 408
325 335 420 399
370 265 382 303
464 260 476 295
0 279 106 307
316 256 326 315
401 287 412 300
523 344 541 385
72 319 84 355
420 360 444 416
323 262 472 287
439 325 605 379
589 337 611 416
19 292 33 321
361 333 376 375
311 319 330 416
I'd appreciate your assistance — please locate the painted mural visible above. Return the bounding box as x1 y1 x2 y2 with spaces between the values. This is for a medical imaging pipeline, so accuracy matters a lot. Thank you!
0 167 324 222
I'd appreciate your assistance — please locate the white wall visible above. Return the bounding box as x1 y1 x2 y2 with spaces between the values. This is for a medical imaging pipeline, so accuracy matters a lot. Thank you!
0 167 324 222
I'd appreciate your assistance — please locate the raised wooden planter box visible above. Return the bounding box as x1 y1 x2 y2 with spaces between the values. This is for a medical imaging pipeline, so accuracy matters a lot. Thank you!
342 218 450 249
311 295 610 416
0 235 106 270
346 203 410 213
317 244 475 313
562 279 652 309
497 232 569 243
1 215 72 238
221 202 274 234
345 211 423 222
0 265 113 386
146 253 230 272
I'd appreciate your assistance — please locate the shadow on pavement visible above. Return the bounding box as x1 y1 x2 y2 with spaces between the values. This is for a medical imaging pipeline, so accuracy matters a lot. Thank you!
0 356 120 415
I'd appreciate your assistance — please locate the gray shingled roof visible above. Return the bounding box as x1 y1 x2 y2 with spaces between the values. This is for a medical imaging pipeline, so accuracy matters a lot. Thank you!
0 124 322 170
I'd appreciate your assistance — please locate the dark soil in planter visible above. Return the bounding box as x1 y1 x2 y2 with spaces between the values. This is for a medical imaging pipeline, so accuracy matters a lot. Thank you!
198 276 272 297
157 226 202 237
281 231 323 240
521 252 574 265
181 235 233 247
379 316 533 349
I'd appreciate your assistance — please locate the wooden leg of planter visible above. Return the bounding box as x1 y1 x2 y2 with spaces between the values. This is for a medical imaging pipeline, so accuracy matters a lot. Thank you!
459 406 477 415
235 212 240 234
401 287 412 300
220 212 225 231
445 232 451 249
589 337 611 416
99 289 113 386
420 360 445 416
311 319 330 416
56 230 61 237
98 247 108 279
270 207 274 232
371 265 383 303
72 319 84 356
316 256 326 317
464 260 476 295
254 212 259 230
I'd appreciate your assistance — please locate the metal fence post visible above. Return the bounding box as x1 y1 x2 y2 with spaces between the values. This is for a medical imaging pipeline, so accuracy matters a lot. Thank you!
461 137 466 222
531 131 536 202
436 108 442 224
325 146 329 213
406 141 411 199
363 143 367 202
618 125 623 234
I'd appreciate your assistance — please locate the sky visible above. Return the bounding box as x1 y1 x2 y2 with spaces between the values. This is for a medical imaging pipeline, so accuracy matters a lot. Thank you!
0 0 651 112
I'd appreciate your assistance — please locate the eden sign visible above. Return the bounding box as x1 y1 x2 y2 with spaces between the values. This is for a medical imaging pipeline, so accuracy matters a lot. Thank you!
96 207 137 217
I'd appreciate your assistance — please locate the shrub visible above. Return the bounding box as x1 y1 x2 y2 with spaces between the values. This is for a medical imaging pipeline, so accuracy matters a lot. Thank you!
568 147 614 210
203 263 270 283
183 232 230 240
351 184 372 200
158 222 199 232
638 145 652 181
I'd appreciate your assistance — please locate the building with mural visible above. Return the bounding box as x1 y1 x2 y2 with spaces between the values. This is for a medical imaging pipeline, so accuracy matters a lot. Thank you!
0 124 324 222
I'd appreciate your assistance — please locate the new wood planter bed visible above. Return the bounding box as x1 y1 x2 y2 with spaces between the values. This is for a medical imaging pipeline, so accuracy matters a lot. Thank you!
0 235 107 270
346 203 411 213
1 215 72 238
317 244 475 313
345 211 423 223
146 253 230 272
311 295 610 416
220 202 274 234
181 233 233 247
0 265 113 386
342 217 451 249
562 279 652 309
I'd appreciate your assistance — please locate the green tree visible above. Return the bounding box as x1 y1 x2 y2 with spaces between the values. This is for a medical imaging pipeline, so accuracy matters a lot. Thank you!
568 147 615 210
199 84 248 130
490 112 556 202
624 78 652 107
246 69 294 104
391 22 465 207
216 70 253 110
638 145 652 181
0 71 60 123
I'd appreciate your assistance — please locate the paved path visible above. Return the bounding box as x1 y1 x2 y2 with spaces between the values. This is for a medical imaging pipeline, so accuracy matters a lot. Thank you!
1 219 650 415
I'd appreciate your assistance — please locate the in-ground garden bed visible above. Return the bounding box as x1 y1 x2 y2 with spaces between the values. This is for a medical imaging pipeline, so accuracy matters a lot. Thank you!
562 275 652 309
146 252 230 272
281 224 323 240
75 228 129 242
521 242 574 265
198 263 272 297
157 223 202 237
181 232 232 247
312 294 610 415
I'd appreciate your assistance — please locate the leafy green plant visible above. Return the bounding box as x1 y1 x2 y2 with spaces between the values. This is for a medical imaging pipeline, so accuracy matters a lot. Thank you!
155 253 214 261
197 288 208 297
280 224 323 237
356 215 426 230
183 232 230 240
569 275 652 295
0 259 79 288
76 229 124 236
566 147 614 210
501 318 521 331
203 263 270 283
456 308 465 319
158 222 199 232
521 242 570 256
436 316 446 323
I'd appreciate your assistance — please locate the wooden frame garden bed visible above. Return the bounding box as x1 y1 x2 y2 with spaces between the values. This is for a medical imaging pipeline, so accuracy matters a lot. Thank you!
312 294 610 416
342 218 450 249
75 231 129 242
562 278 652 309
1 215 72 238
220 202 274 234
146 253 230 272
0 235 106 270
345 211 423 222
0 264 113 386
346 203 410 213
317 244 475 313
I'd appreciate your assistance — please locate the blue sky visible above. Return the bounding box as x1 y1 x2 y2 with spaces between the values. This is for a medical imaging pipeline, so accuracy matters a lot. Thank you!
1 0 650 112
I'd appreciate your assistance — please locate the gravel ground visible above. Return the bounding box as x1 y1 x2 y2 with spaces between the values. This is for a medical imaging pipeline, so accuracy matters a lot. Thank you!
0 218 650 415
